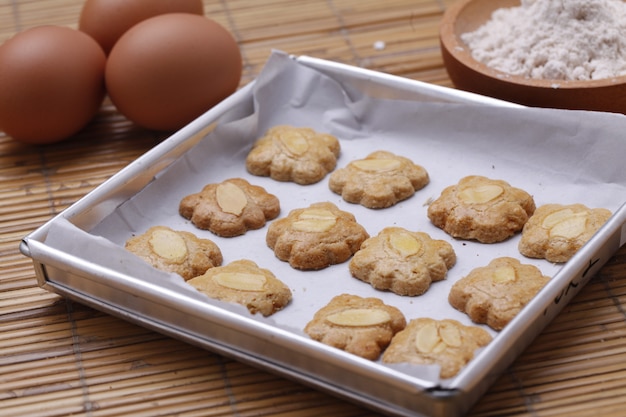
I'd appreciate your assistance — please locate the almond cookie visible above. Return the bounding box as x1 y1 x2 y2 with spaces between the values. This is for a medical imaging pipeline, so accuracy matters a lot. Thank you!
179 177 280 237
125 225 223 281
245 125 341 185
304 294 407 360
427 175 535 243
266 201 369 270
349 227 456 296
329 150 429 209
519 203 612 263
382 318 492 379
448 257 550 331
187 259 292 316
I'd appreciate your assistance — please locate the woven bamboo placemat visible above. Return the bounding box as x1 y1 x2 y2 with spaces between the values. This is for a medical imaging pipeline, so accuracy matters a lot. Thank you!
2 1 626 416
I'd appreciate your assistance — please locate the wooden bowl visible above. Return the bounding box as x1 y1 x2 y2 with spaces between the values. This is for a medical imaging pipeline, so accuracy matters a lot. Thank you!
439 0 626 114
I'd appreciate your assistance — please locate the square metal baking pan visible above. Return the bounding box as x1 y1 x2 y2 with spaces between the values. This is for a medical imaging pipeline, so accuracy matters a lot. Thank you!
21 52 626 417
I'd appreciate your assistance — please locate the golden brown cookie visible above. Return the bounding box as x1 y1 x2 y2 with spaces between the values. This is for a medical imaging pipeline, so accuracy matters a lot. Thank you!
448 257 550 331
382 318 492 379
349 227 456 296
427 175 536 243
245 125 341 185
187 259 292 316
304 294 407 360
125 225 223 281
518 203 612 263
266 201 369 270
179 177 280 237
328 150 429 208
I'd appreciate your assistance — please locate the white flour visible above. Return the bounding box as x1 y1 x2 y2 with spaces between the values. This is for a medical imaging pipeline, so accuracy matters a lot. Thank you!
461 0 626 80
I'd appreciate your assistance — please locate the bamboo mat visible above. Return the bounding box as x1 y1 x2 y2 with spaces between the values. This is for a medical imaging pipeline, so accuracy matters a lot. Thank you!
2 0 626 416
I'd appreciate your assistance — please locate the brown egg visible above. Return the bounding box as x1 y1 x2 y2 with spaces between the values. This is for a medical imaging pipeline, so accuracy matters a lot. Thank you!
79 0 204 55
105 13 242 132
0 26 106 145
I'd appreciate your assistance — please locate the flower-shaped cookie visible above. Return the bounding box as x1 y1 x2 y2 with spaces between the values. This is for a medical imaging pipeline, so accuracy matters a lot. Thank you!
187 259 292 316
245 125 341 185
329 150 429 208
448 257 550 331
266 201 369 270
179 178 280 237
518 203 612 263
382 318 492 379
427 175 536 243
125 225 223 281
349 227 456 296
304 294 406 360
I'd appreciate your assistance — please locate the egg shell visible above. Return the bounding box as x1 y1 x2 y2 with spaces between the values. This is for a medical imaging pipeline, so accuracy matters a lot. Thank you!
105 13 242 132
0 26 106 145
79 0 205 55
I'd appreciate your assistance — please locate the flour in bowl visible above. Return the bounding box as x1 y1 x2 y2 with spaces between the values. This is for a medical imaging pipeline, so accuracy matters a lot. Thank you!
461 0 626 81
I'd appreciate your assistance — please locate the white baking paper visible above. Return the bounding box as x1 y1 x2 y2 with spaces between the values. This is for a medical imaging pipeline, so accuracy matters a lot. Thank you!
45 51 626 384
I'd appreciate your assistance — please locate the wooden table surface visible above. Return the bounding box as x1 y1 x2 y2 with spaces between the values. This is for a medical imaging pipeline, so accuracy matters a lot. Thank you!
2 1 626 416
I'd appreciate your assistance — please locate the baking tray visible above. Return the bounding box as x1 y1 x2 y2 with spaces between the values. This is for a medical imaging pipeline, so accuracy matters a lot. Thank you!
20 51 626 417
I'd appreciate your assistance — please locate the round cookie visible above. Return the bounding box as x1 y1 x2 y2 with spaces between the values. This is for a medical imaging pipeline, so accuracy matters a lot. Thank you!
179 177 280 237
329 150 429 208
245 125 341 185
266 201 369 270
518 203 612 263
448 257 550 331
187 259 292 316
125 225 223 281
427 175 536 243
382 317 492 379
304 293 407 360
349 227 456 296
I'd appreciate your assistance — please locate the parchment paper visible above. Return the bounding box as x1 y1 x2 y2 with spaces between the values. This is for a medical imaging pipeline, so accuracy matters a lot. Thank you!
45 51 626 383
